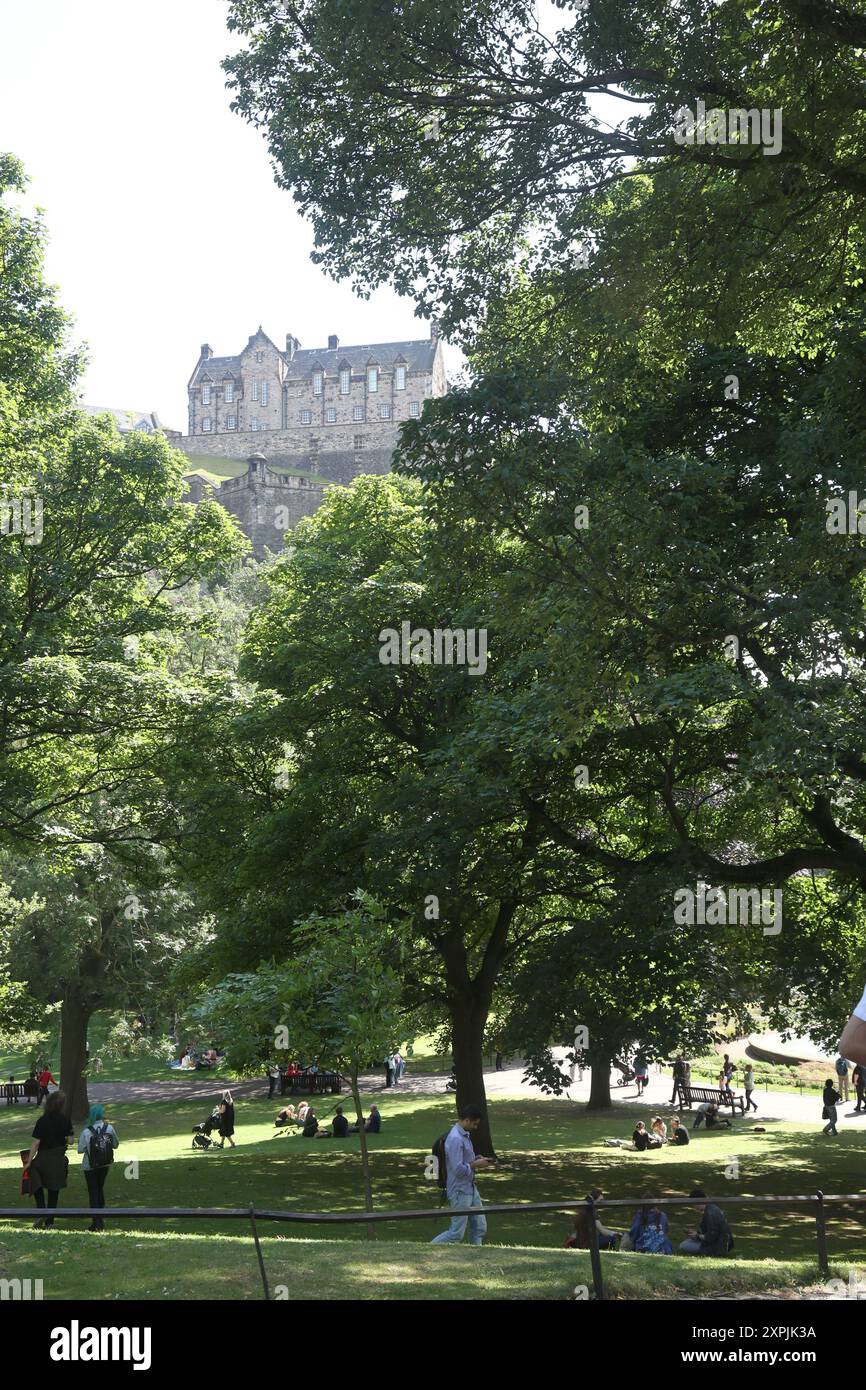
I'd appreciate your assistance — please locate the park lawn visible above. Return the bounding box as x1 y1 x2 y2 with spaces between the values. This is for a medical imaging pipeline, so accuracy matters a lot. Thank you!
0 1226 844 1301
1 1093 865 1270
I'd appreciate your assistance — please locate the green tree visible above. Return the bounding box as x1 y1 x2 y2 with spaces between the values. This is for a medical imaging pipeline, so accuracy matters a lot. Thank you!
190 896 407 1225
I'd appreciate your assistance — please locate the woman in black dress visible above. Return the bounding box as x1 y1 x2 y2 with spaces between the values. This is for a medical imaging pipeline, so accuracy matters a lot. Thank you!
217 1090 236 1148
25 1090 73 1227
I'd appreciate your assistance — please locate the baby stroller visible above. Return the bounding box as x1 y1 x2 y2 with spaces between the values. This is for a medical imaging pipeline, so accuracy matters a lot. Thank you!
615 1060 636 1087
192 1106 220 1150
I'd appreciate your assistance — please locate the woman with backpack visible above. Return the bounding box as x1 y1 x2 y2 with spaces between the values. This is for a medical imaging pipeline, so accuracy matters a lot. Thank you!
78 1103 119 1232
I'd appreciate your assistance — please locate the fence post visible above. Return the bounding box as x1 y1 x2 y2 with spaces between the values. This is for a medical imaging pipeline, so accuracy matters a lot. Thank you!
249 1203 271 1300
586 1195 605 1301
815 1190 829 1277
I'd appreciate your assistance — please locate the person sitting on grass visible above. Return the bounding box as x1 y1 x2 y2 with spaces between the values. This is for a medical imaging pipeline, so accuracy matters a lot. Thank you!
650 1116 667 1147
624 1204 673 1254
565 1189 619 1250
301 1106 320 1137
296 1100 310 1126
679 1188 733 1256
330 1105 349 1138
275 1104 297 1127
632 1121 652 1151
347 1103 382 1134
669 1116 690 1145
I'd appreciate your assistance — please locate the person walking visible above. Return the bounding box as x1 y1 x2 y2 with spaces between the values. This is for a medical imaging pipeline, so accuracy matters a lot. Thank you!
835 1055 850 1103
267 1064 280 1100
853 1062 866 1113
384 1054 394 1088
36 1065 57 1104
78 1104 119 1233
216 1090 236 1148
670 1055 686 1104
822 1077 842 1135
743 1064 758 1112
633 1052 649 1096
24 1090 73 1228
430 1103 492 1245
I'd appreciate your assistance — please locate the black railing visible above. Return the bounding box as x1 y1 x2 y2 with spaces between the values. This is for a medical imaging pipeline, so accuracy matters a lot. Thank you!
0 1190 862 1300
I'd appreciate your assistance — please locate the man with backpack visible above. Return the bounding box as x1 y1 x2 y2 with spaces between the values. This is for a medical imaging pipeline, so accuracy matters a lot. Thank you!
77 1103 119 1233
430 1103 492 1245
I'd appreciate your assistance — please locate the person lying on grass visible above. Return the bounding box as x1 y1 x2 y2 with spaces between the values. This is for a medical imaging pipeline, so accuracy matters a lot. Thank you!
604 1121 658 1151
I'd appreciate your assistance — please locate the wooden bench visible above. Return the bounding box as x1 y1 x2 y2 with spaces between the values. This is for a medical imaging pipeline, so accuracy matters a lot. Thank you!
677 1082 745 1115
280 1069 344 1096
1 1080 39 1105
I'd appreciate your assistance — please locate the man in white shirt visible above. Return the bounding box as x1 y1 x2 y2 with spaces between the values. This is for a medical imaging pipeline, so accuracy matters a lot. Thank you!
840 985 866 1067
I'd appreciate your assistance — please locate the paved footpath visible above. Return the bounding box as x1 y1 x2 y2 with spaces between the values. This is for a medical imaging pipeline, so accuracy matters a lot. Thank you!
88 1055 866 1133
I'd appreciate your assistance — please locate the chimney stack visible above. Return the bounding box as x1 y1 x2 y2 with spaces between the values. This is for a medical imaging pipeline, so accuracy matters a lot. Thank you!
285 333 300 359
200 342 213 359
429 320 440 345
328 334 339 350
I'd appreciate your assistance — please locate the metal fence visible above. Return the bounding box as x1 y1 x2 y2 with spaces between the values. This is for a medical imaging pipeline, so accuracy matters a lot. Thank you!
1 1188 863 1300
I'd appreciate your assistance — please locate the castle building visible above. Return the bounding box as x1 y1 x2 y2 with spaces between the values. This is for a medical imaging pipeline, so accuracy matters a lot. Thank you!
180 324 446 556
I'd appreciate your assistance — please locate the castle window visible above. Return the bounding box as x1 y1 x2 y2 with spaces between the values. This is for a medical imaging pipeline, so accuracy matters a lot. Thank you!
227 414 237 430
325 407 336 424
353 405 364 422
354 434 365 449
409 400 420 417
312 371 323 395
202 417 212 432
202 384 211 405
380 403 393 420
300 409 312 424
224 382 234 404
367 367 378 393
395 365 407 390
255 351 264 363
252 380 259 402
261 381 269 406
339 368 351 394
251 418 260 431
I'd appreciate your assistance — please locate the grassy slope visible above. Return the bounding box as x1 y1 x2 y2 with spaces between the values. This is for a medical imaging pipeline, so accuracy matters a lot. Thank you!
0 1228 840 1301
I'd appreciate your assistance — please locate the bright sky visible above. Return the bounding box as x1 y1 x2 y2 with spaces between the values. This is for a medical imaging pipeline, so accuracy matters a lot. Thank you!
0 0 447 429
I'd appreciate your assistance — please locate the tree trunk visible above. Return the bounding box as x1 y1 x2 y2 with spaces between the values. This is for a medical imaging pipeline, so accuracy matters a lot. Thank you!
60 990 91 1122
350 1067 375 1240
451 999 495 1157
587 1052 612 1111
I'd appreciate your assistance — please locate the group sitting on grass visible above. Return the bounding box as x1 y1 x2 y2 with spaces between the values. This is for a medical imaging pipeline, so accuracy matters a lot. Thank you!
606 1116 691 1150
565 1187 734 1257
274 1101 381 1137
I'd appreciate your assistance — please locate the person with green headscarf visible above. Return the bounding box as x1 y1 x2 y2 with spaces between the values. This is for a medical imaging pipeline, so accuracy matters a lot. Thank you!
77 1103 120 1232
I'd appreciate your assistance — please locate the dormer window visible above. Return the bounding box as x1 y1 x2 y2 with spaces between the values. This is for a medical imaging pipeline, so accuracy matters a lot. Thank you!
224 382 234 404
313 370 324 395
202 383 211 405
367 366 378 393
395 364 407 390
339 367 351 394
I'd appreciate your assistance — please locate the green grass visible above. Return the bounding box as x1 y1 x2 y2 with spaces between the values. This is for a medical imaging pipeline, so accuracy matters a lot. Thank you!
0 1229 845 1301
2 1092 865 1260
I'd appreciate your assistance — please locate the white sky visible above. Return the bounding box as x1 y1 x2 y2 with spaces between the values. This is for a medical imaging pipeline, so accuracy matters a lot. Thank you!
0 0 448 429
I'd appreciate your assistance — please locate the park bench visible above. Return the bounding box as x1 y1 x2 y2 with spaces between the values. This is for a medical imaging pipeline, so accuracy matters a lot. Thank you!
677 1081 744 1115
280 1069 343 1096
1 1079 39 1105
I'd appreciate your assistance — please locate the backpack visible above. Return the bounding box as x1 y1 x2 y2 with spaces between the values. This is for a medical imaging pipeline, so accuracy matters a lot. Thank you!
636 1221 669 1254
431 1133 449 1189
87 1122 115 1168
